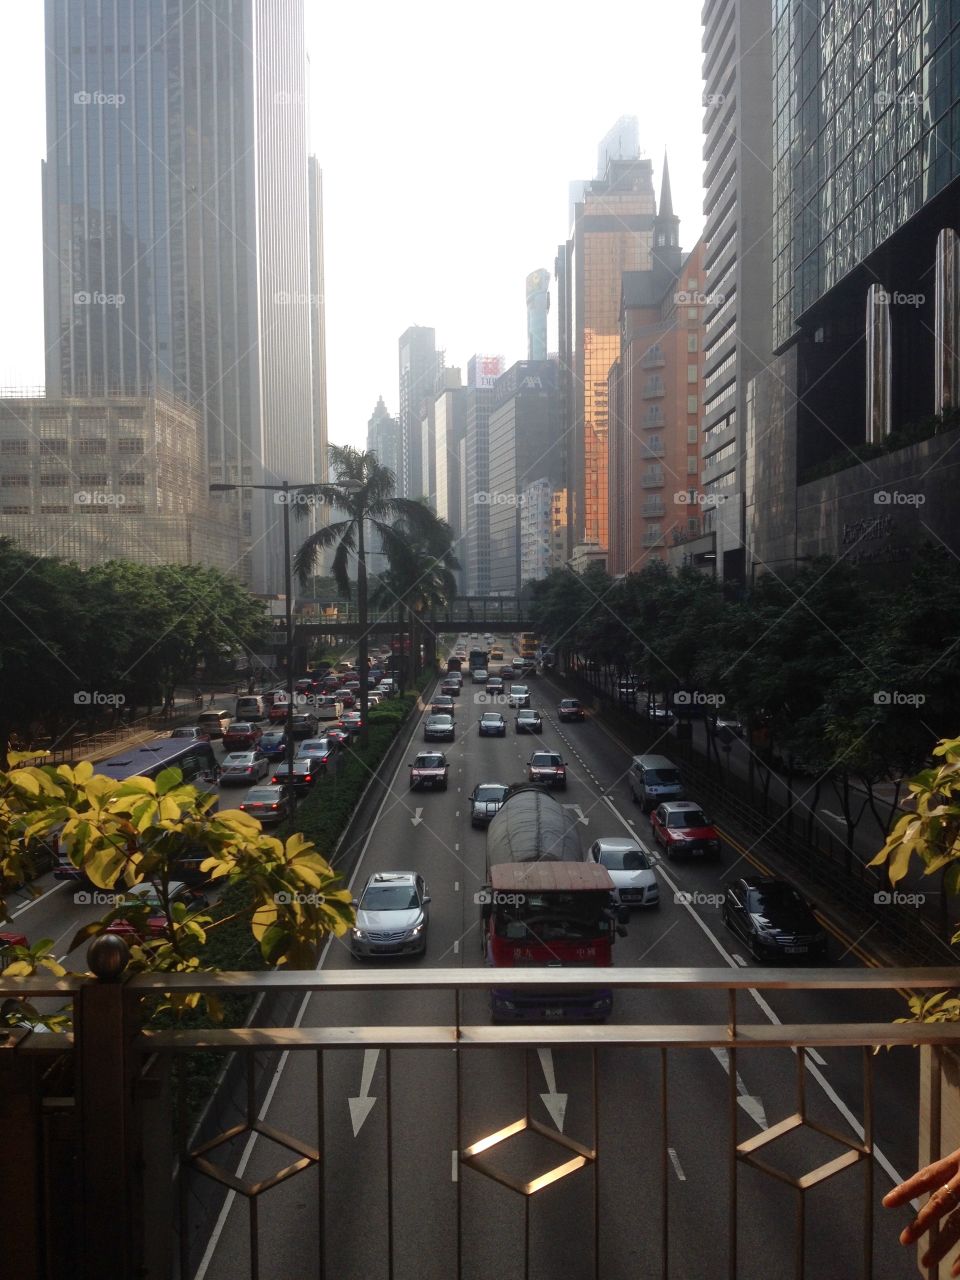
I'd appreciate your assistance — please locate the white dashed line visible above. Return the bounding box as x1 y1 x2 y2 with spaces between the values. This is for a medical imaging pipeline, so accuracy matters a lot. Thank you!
668 1148 686 1181
451 1150 459 1182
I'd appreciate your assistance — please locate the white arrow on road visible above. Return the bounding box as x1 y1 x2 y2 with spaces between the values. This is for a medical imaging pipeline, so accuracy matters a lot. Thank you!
410 807 424 827
711 1048 767 1128
537 1048 568 1131
349 1049 380 1136
563 804 589 826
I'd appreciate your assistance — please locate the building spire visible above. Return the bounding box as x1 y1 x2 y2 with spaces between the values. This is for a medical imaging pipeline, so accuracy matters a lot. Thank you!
659 150 674 218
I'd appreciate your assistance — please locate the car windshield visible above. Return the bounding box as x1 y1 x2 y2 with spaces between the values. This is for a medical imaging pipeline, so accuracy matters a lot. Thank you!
299 740 328 752
224 753 253 764
562 701 580 709
481 713 501 723
599 847 649 870
747 885 804 913
229 723 252 732
647 768 681 784
245 789 280 802
430 716 453 725
532 754 561 766
417 755 444 767
519 711 538 719
474 785 508 803
360 884 419 910
510 686 528 695
669 810 707 827
262 733 284 743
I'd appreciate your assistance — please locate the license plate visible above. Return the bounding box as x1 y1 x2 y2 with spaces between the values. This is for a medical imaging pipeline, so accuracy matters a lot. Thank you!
784 945 807 954
544 1007 564 1019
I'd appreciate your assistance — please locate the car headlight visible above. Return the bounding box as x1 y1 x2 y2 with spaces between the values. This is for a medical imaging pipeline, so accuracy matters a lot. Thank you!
352 928 366 940
409 921 424 936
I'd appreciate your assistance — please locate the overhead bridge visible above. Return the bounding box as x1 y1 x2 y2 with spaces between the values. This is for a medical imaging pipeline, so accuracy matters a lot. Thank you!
291 597 528 639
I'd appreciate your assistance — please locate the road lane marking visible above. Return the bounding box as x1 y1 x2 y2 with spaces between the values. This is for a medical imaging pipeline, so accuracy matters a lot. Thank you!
451 1150 459 1182
668 1148 686 1181
596 787 914 1193
711 1049 768 1127
453 940 459 955
348 1049 380 1136
537 1048 568 1132
11 882 63 917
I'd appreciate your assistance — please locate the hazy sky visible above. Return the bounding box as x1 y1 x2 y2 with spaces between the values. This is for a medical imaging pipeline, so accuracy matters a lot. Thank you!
0 0 706 450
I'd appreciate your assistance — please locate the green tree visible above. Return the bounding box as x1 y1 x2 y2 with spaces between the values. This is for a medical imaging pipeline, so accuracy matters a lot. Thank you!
372 507 459 680
292 445 441 744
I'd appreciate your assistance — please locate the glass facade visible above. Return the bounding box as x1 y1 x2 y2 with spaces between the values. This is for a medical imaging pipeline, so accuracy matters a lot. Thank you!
572 158 656 547
773 0 960 348
398 327 441 500
43 0 319 590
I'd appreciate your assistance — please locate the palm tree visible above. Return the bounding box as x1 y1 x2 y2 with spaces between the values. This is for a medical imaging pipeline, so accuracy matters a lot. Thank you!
292 444 445 745
371 508 460 683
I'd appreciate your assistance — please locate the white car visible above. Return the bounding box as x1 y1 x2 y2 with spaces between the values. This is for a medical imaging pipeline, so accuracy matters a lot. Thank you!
507 684 530 708
588 837 659 908
472 668 489 684
220 751 270 785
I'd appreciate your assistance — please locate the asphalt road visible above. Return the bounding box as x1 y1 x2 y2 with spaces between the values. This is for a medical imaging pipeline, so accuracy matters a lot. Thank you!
190 638 924 1280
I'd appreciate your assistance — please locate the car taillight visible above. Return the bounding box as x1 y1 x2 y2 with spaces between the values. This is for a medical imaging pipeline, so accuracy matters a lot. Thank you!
271 803 279 810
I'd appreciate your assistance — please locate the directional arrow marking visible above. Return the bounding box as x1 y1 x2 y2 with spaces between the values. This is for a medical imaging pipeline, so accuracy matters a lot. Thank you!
537 1048 568 1132
349 1049 380 1136
710 1048 767 1128
562 803 589 826
410 808 424 827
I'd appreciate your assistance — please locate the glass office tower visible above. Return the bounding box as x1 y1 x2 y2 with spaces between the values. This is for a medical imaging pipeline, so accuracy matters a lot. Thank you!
42 0 320 590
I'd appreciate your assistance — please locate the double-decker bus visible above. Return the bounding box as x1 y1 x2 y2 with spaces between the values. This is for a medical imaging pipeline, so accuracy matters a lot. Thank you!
517 632 538 661
480 787 623 1022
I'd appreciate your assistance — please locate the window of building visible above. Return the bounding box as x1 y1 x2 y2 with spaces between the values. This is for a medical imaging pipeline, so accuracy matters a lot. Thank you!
121 473 145 485
1 440 27 455
687 426 699 444
687 395 698 414
687 364 698 382
39 504 68 515
1 474 30 486
40 439 68 456
687 308 698 319
687 279 698 290
79 438 107 454
687 518 700 534
687 457 698 474
119 437 145 453
79 474 108 487
40 474 69 486
3 504 30 515
687 334 698 352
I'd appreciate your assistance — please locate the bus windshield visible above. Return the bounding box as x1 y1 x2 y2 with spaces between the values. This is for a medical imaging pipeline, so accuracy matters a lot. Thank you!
492 892 610 941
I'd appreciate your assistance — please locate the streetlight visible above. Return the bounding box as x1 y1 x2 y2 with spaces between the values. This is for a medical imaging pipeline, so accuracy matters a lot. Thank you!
210 479 305 813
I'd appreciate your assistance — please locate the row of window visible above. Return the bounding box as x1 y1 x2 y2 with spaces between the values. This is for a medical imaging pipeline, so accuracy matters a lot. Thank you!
1 437 146 454
2 473 148 486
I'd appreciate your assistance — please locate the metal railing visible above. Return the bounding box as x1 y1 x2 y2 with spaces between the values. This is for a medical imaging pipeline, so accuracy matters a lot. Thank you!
4 965 959 1280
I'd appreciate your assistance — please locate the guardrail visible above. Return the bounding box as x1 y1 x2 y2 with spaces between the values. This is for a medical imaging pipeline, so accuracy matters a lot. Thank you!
4 966 958 1280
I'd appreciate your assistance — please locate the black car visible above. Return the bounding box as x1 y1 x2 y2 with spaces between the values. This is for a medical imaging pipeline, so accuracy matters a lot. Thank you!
289 712 318 738
440 678 461 696
557 699 585 722
721 877 828 963
478 711 507 737
271 758 322 793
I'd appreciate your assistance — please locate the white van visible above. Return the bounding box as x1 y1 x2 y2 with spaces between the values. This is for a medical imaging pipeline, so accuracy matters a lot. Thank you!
235 695 266 721
313 695 343 721
629 754 685 812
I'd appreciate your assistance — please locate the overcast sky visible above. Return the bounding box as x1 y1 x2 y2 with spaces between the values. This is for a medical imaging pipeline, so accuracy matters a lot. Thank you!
0 0 706 450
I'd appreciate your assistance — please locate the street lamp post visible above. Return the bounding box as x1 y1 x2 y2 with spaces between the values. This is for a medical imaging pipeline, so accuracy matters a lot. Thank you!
210 479 301 814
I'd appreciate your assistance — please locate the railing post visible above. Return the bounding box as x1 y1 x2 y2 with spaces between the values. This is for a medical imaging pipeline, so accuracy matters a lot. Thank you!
76 936 138 1280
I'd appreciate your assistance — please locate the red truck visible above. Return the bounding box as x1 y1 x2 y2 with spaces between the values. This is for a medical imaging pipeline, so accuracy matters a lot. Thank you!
479 787 626 1022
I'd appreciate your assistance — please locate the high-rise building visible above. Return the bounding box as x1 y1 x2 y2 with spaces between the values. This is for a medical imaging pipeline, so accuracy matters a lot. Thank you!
609 234 709 576
463 387 496 595
435 370 467 539
0 390 234 571
308 158 329 487
398 327 442 500
467 354 506 390
519 480 567 585
42 0 322 592
746 0 960 579
560 122 657 551
367 397 400 477
526 270 550 360
700 0 772 581
487 362 562 594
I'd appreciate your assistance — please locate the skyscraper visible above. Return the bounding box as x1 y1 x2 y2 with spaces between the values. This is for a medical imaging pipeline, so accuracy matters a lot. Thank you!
308 158 329 486
700 0 772 581
42 0 322 591
398 326 442 500
561 122 657 550
526 270 550 360
367 397 401 478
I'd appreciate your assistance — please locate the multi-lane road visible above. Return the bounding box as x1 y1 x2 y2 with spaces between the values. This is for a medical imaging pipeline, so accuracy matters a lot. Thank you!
180 637 924 1280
